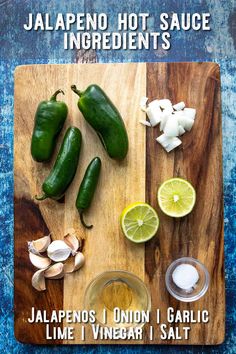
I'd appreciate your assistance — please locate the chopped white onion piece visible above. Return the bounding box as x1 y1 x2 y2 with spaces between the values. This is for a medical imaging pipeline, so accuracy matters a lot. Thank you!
173 110 183 118
160 113 169 131
164 107 174 116
176 115 185 127
139 119 151 127
146 105 162 127
177 115 194 131
158 99 172 110
156 133 170 148
173 101 185 111
148 99 160 110
178 125 185 136
183 108 196 120
184 118 194 131
140 96 148 111
138 95 196 153
164 116 179 137
156 134 182 152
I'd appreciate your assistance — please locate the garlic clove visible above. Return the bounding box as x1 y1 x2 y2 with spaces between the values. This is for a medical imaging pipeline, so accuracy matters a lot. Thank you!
74 252 85 271
28 234 51 255
64 252 85 274
44 263 64 279
64 230 80 256
28 242 41 256
47 240 72 262
29 252 51 269
63 258 75 274
32 269 46 291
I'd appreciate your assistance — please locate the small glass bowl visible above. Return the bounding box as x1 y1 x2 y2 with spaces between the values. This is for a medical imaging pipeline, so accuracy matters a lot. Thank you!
84 270 151 328
165 257 210 302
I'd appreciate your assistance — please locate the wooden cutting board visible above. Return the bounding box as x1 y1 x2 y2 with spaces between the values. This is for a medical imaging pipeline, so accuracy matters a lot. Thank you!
14 62 224 345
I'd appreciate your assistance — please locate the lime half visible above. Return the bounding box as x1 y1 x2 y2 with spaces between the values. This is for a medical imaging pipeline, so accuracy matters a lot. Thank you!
120 202 159 243
157 178 196 217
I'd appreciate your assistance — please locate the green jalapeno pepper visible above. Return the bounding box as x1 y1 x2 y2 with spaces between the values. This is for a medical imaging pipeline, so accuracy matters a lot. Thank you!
31 89 68 162
35 126 82 201
71 84 128 160
76 157 101 229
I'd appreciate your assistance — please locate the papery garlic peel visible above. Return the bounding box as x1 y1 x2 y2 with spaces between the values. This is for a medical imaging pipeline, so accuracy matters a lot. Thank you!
47 240 72 262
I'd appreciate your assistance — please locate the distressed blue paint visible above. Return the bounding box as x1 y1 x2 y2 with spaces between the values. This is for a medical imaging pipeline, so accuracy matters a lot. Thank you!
0 0 236 352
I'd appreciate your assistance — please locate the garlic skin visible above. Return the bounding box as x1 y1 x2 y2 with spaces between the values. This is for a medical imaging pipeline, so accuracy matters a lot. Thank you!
28 242 41 256
47 240 72 262
28 234 51 255
32 269 46 291
64 230 80 256
29 252 51 269
44 263 64 279
74 252 85 271
28 231 86 291
64 252 85 273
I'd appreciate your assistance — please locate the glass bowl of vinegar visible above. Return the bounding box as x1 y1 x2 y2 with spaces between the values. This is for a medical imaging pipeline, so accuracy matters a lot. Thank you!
84 270 151 328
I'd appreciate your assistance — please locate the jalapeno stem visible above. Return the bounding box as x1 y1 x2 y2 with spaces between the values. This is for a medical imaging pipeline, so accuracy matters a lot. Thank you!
50 89 65 101
35 194 48 201
79 211 93 229
71 85 82 97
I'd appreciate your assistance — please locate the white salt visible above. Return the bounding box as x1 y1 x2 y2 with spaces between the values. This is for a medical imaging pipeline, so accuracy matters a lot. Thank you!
172 264 199 291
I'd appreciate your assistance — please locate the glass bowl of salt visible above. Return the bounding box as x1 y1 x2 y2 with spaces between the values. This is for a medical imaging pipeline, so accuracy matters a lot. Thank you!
165 257 210 302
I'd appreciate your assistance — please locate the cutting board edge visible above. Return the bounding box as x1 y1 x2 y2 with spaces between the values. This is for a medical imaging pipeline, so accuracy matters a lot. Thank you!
13 62 225 346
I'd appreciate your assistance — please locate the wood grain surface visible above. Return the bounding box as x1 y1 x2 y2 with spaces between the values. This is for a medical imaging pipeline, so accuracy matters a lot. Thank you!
145 62 224 345
14 63 146 344
14 62 224 345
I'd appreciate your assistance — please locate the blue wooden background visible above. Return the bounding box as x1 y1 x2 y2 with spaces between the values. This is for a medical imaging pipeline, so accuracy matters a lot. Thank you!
0 0 235 353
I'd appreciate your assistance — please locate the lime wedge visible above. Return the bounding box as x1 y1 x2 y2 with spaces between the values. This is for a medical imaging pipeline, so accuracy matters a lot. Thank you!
157 178 196 217
120 202 159 243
